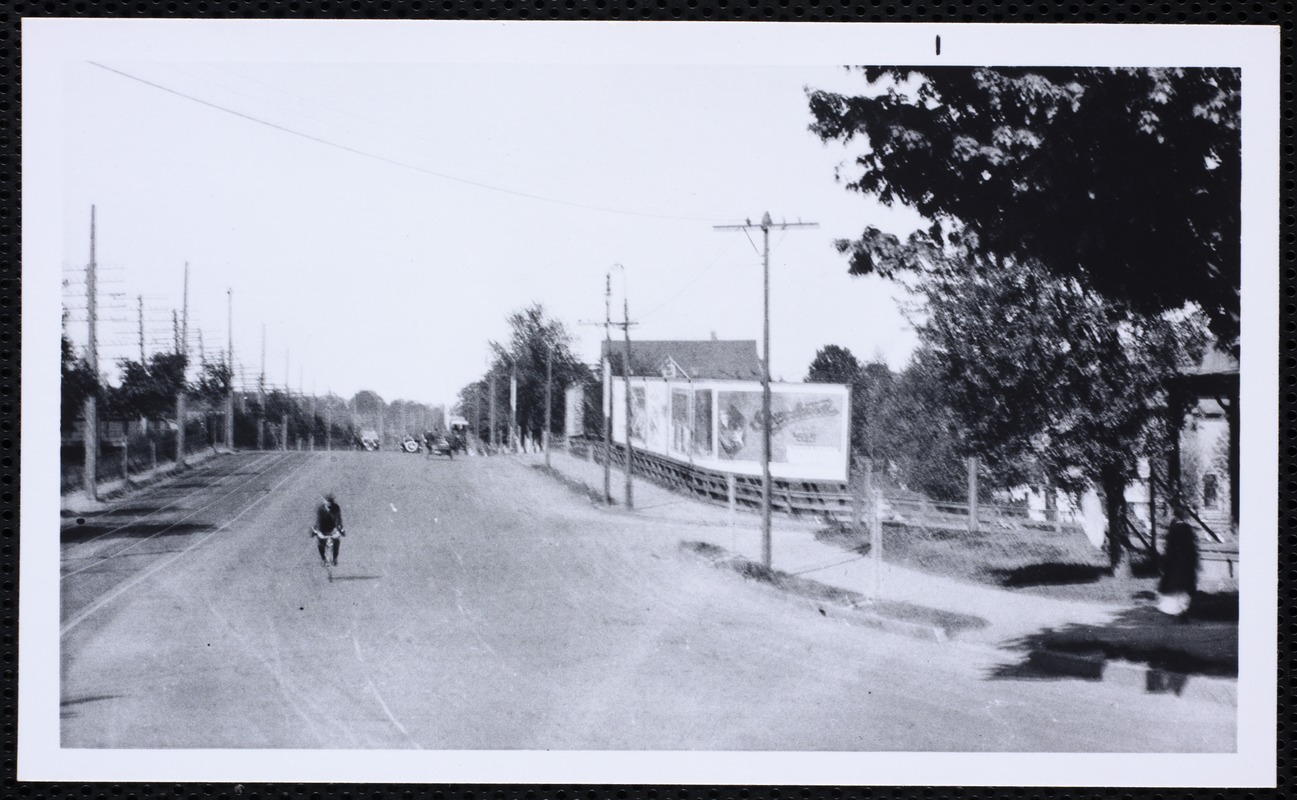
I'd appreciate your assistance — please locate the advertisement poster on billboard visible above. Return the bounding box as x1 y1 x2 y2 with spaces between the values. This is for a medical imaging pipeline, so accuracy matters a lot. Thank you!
613 378 849 481
692 388 713 458
716 388 848 477
670 389 691 456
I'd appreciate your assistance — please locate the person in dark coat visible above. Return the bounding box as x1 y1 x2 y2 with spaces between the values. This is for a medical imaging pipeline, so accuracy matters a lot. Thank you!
1157 519 1199 616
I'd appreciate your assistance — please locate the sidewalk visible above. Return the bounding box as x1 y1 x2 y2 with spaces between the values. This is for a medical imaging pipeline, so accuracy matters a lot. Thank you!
525 449 1238 703
530 450 1119 645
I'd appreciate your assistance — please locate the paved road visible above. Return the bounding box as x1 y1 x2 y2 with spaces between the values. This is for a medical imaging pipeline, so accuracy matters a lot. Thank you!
60 451 1234 751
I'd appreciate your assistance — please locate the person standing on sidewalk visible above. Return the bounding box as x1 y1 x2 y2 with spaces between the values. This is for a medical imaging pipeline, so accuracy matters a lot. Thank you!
1157 519 1198 616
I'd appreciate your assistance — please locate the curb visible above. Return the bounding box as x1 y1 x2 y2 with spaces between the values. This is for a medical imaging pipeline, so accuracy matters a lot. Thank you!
680 541 956 644
840 601 948 642
1023 647 1237 706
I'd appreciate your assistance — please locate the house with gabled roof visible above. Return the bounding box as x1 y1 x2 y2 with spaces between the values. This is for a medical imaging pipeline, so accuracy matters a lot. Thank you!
600 339 764 381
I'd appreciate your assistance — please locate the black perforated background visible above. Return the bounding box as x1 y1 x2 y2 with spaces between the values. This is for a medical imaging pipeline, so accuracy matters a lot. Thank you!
2 1 1291 795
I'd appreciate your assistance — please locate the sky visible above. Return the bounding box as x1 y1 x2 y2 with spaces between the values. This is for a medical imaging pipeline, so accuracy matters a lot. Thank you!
58 60 928 405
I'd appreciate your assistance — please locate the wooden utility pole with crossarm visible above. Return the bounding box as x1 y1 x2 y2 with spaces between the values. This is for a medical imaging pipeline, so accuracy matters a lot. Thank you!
713 212 818 570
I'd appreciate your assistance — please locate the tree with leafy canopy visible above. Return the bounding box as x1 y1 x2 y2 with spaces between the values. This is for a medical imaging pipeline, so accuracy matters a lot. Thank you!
106 352 188 423
805 344 895 467
194 360 233 405
882 351 973 504
909 252 1208 566
483 304 593 446
61 333 98 434
807 66 1240 352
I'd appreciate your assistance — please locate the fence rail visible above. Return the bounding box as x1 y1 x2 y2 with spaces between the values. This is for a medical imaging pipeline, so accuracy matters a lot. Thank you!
61 419 224 494
569 437 1084 535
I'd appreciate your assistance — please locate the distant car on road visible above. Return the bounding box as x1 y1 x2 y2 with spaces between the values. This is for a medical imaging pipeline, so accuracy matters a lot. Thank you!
359 430 381 451
423 431 455 459
448 417 470 454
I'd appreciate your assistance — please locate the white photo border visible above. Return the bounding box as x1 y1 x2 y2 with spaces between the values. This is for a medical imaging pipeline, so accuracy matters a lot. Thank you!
20 19 1281 787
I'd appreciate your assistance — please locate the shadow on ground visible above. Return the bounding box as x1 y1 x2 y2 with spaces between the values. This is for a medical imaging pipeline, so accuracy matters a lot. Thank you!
62 521 215 544
62 505 168 522
60 694 123 719
987 595 1238 688
989 562 1114 587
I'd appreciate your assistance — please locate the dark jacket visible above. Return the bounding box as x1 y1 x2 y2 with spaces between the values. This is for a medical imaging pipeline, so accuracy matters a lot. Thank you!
316 500 343 534
1158 521 1199 595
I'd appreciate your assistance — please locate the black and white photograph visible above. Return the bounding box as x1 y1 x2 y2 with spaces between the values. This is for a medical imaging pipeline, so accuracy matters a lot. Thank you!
20 20 1279 785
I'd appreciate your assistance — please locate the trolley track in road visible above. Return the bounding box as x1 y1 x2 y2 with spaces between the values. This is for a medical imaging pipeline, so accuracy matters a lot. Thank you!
61 452 285 557
61 452 317 636
61 453 304 579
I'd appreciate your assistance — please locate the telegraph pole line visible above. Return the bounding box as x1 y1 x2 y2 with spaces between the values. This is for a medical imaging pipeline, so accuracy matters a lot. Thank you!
176 261 190 467
510 364 519 453
226 289 235 450
283 349 291 451
620 287 635 510
83 206 99 500
137 294 146 364
714 212 818 569
488 373 498 451
604 275 612 503
257 324 266 450
578 273 642 506
544 346 553 468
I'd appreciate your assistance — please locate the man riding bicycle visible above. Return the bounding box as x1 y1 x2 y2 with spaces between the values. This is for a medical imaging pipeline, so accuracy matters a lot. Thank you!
310 493 345 566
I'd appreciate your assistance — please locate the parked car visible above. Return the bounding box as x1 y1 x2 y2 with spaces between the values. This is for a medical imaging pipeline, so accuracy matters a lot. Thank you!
359 429 381 451
399 434 421 453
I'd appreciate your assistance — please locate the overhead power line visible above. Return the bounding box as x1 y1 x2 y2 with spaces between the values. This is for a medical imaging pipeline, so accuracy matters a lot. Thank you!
90 62 736 225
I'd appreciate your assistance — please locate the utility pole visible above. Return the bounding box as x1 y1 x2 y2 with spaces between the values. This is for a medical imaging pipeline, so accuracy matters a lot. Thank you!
284 349 290 451
472 386 481 452
603 274 612 503
137 294 145 364
621 288 634 510
510 364 518 453
489 374 498 450
83 206 99 500
582 271 639 506
544 346 553 468
176 261 190 467
714 212 818 569
257 324 266 450
325 401 332 451
226 289 234 451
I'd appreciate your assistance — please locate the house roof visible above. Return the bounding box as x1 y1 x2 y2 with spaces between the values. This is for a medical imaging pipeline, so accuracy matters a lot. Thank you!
601 339 763 380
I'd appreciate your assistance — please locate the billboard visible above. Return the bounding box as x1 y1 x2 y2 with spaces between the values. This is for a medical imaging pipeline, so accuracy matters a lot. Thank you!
609 378 850 482
563 385 585 439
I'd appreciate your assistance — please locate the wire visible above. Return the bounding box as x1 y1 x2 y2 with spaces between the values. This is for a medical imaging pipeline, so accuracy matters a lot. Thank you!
638 237 746 322
89 62 738 225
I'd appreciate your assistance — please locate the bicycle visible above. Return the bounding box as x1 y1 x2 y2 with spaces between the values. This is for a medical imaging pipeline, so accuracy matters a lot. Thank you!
310 526 345 579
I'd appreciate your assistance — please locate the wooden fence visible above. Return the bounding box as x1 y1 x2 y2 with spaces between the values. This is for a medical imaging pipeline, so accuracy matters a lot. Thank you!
568 437 1084 535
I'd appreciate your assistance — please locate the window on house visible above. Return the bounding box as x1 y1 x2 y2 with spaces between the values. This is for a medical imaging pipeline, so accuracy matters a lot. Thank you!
1203 473 1219 509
